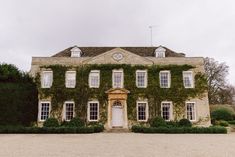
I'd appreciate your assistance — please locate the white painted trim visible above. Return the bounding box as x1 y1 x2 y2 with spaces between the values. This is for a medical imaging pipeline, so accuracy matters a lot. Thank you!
65 71 76 88
136 70 148 88
87 100 99 122
89 70 100 88
41 71 53 88
38 101 51 122
185 102 197 122
71 47 82 57
112 69 124 88
136 100 149 122
159 71 171 88
183 71 194 88
161 101 173 121
63 101 75 121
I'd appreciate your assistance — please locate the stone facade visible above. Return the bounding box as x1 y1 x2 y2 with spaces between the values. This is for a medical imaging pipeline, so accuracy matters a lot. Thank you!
30 46 211 129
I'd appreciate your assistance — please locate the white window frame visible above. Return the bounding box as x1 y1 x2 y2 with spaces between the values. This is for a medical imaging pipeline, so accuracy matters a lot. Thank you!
65 71 76 88
71 47 82 57
156 51 165 58
38 101 51 122
161 101 173 121
183 71 194 88
186 102 196 122
41 71 53 88
112 69 124 88
136 70 148 88
136 101 149 122
63 101 75 121
89 70 100 88
87 101 99 122
159 71 171 88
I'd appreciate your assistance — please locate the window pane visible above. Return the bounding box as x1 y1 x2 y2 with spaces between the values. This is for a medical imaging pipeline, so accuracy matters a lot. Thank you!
41 103 50 120
162 103 171 120
183 72 193 88
89 71 100 88
137 71 146 87
138 103 146 120
160 72 169 88
89 103 98 121
187 103 195 121
113 71 123 88
42 72 52 88
66 72 76 88
65 103 74 121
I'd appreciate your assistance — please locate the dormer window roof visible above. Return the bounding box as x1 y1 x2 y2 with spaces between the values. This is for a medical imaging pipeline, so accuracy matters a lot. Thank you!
71 46 82 57
154 46 166 58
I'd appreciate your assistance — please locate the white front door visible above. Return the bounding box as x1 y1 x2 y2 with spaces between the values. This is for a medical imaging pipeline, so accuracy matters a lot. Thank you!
112 106 123 127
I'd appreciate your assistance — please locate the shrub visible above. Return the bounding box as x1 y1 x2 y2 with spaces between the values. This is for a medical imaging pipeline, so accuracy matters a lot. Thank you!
166 121 179 128
0 64 38 126
131 125 227 134
150 117 166 127
215 120 229 127
67 117 85 127
228 120 235 125
178 119 192 127
211 108 234 121
43 118 59 127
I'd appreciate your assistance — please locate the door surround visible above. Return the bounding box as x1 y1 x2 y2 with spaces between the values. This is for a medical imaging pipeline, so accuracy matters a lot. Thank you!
105 88 129 130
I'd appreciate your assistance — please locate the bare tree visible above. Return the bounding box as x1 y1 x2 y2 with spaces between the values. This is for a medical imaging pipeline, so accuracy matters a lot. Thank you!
204 57 231 104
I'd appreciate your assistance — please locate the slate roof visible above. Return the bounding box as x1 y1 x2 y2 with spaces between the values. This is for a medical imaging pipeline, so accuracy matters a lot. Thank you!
52 46 185 57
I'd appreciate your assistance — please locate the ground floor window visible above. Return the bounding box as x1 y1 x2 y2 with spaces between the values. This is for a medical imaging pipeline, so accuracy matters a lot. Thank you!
39 101 50 121
64 102 74 121
88 101 99 121
186 102 196 121
137 101 148 121
161 102 172 121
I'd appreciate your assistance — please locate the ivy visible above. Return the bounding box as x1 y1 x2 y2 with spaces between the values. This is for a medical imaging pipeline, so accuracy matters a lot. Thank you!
36 64 207 124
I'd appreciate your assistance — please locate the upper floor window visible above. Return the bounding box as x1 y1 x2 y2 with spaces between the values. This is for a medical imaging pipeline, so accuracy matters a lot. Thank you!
41 71 53 88
186 102 196 121
137 101 148 122
39 101 50 121
88 101 99 122
63 101 74 121
65 71 76 88
155 46 166 58
89 70 100 88
161 101 172 121
136 70 147 88
160 71 171 88
112 69 123 88
70 46 82 57
183 71 194 88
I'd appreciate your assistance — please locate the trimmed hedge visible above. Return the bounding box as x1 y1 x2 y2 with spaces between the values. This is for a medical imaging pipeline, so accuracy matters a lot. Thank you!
43 118 59 127
228 120 235 125
0 125 104 134
211 108 234 121
131 125 227 134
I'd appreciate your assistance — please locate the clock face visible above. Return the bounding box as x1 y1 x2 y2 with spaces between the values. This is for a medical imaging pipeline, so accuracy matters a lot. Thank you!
112 53 123 61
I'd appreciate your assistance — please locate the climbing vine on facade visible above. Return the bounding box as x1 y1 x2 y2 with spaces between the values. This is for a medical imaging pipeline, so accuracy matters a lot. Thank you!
36 64 207 124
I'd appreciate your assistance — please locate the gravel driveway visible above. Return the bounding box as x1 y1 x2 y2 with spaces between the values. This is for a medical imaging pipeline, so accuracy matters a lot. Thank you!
0 133 234 157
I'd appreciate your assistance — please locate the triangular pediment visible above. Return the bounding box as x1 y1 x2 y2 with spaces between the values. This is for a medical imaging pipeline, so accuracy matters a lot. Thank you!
105 88 130 94
83 48 153 65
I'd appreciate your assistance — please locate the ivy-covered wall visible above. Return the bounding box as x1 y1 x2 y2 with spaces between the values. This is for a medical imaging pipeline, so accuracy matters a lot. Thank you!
36 64 207 124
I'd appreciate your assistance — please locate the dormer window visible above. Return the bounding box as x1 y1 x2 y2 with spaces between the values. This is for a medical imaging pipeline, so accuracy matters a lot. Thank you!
155 46 166 58
70 46 82 57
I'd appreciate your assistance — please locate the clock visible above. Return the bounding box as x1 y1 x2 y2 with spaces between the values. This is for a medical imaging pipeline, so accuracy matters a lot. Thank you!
112 53 123 61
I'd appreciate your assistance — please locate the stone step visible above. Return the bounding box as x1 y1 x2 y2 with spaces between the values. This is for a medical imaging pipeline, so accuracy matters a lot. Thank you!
104 128 130 133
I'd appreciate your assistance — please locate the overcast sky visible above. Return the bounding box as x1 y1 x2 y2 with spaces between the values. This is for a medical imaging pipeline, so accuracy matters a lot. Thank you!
0 0 235 85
